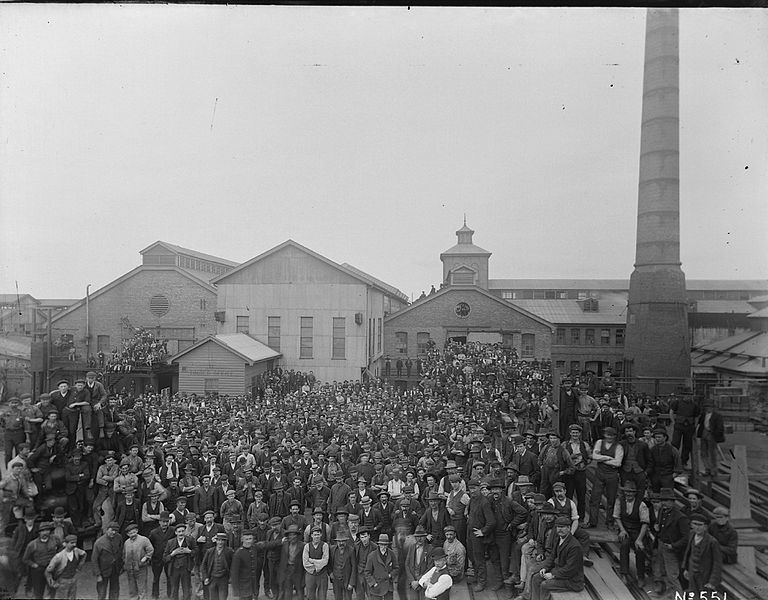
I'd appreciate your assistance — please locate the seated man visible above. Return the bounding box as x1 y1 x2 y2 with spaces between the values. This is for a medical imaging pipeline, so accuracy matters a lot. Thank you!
529 516 585 600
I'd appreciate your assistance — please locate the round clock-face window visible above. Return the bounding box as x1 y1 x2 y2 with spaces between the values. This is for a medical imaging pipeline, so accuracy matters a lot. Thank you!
455 302 471 318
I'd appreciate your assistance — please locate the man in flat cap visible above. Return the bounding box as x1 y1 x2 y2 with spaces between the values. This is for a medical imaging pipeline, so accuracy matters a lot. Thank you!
588 426 623 529
201 532 234 600
527 516 585 600
45 533 87 599
682 513 722 595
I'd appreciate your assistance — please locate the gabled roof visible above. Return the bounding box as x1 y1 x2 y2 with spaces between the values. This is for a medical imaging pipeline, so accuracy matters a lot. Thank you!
51 265 217 324
340 263 408 302
691 330 768 376
440 243 491 256
140 241 239 267
748 306 768 319
384 285 553 329
169 333 281 366
212 240 407 300
0 294 37 305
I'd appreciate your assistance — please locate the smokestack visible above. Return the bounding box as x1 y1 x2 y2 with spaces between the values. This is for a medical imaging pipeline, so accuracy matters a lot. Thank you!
624 8 691 392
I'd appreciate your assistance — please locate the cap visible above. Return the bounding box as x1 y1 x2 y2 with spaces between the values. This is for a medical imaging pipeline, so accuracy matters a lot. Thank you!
64 534 78 543
689 512 710 525
432 548 446 559
686 488 704 499
713 507 729 517
413 525 427 537
555 516 571 527
38 521 54 532
215 532 229 540
377 533 390 544
659 488 676 501
552 481 566 491
603 427 617 436
443 525 456 533
174 523 187 531
126 522 139 532
568 424 582 432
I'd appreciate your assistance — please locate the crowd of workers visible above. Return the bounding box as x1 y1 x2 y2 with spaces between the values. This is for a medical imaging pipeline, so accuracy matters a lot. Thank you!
0 339 736 600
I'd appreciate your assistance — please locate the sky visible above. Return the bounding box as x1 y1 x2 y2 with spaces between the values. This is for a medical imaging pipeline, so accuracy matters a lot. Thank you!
1 5 766 302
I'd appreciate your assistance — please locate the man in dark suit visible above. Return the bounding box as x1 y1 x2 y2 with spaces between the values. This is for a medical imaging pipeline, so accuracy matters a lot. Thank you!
163 523 198 600
528 516 585 600
278 524 306 600
201 533 234 600
466 479 496 592
682 513 722 595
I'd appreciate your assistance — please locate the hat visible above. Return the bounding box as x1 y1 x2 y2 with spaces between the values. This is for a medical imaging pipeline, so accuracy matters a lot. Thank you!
203 510 215 517
488 479 505 490
358 525 371 534
216 532 228 540
285 525 300 535
289 499 301 509
335 531 351 541
175 523 187 531
568 424 582 432
516 475 532 486
552 481 566 491
107 521 121 531
268 517 282 527
603 427 617 436
311 525 322 533
335 507 350 515
149 489 161 497
186 512 197 521
524 430 536 438
126 522 139 532
659 488 676 501
652 427 668 438
468 478 481 487
347 514 360 523
377 533 390 544
53 507 67 518
74 378 85 384
538 504 558 515
427 491 442 501
443 525 456 533
413 525 427 537
689 512 710 525
554 516 571 527
713 506 729 517
38 521 54 532
621 421 638 432
378 490 391 498
271 482 284 491
8 397 21 405
532 493 546 503
313 507 324 515
432 548 446 559
686 488 704 499
361 496 372 505
64 534 78 543
23 507 38 519
57 379 69 386
621 481 638 493
256 513 269 521
159 511 171 520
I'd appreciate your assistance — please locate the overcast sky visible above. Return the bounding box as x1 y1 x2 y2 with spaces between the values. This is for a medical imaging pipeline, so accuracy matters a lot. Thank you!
1 6 766 301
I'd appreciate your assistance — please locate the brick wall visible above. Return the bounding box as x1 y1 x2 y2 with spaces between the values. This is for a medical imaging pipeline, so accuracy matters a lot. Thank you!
51 268 217 358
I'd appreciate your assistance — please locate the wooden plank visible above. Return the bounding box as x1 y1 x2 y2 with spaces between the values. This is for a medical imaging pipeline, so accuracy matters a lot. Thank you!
581 528 618 543
730 445 752 521
724 563 768 599
584 555 630 600
551 592 591 600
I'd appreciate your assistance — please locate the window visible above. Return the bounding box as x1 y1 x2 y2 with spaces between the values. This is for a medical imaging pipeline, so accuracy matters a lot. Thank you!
236 316 249 334
377 318 382 353
558 292 568 299
545 291 556 299
585 329 595 345
204 379 219 391
570 361 580 374
332 317 346 359
556 360 566 372
417 332 431 355
395 332 408 355
97 335 111 352
570 328 581 345
578 292 587 300
555 328 566 345
601 329 611 345
369 319 374 358
300 317 313 359
521 333 535 357
199 298 207 310
614 361 623 375
502 291 515 300
268 317 280 351
615 328 625 346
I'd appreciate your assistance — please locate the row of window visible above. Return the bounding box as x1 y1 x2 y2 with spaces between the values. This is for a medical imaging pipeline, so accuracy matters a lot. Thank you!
501 290 601 300
368 318 383 358
236 316 347 359
178 255 230 275
394 332 537 359
555 360 624 376
554 327 624 346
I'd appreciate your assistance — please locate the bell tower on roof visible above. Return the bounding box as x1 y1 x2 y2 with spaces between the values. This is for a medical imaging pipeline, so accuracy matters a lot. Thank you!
440 218 492 289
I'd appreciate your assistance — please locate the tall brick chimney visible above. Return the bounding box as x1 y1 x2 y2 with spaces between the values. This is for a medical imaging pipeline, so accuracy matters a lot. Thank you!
624 8 691 393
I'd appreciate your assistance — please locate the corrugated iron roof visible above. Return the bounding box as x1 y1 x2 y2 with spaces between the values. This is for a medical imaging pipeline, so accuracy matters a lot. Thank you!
488 278 768 291
508 295 627 325
140 241 239 267
692 301 756 314
214 334 282 363
748 307 768 319
0 336 31 360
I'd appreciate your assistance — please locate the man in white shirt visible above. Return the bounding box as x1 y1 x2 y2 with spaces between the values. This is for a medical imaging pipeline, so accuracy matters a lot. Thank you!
419 548 453 600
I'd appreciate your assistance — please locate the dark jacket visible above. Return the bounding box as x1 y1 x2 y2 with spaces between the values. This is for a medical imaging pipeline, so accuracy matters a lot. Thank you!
201 546 234 581
163 535 198 572
467 493 496 542
330 544 357 587
656 506 689 559
92 533 124 577
541 532 584 591
682 531 722 588
278 540 307 587
709 521 738 565
230 540 281 596
697 410 726 444
364 547 399 596
404 543 433 585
